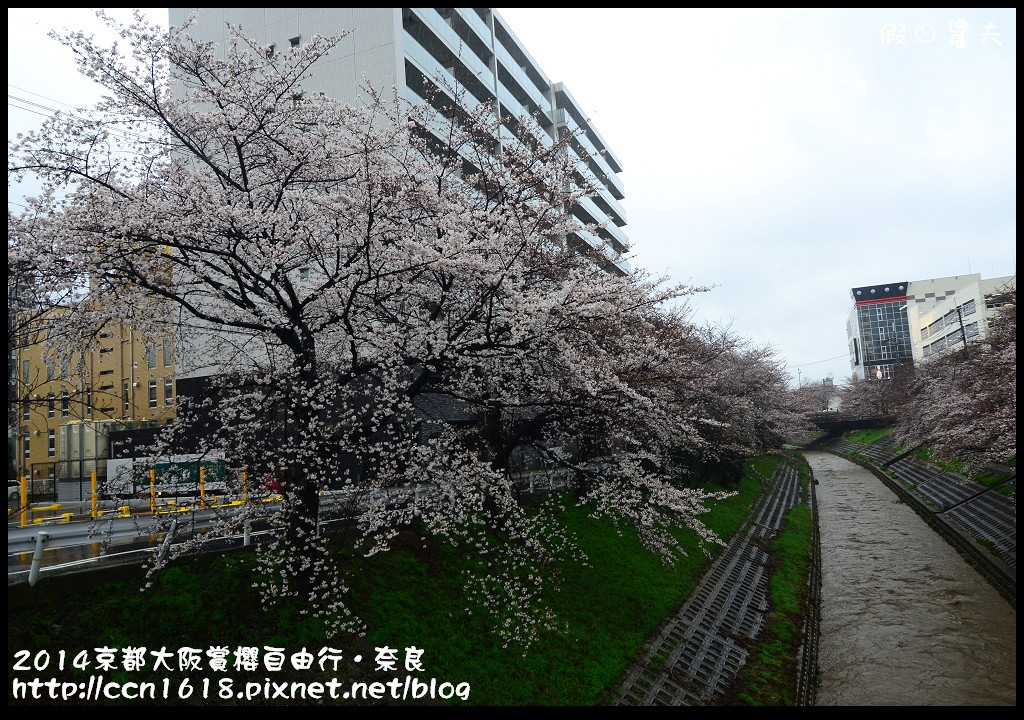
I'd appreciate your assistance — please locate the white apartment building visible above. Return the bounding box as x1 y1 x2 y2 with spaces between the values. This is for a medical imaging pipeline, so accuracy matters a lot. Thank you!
907 274 1016 363
168 7 629 275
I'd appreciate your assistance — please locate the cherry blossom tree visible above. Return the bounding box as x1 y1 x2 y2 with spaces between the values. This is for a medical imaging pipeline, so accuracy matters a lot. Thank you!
660 327 810 485
839 359 915 419
789 377 837 414
9 13 797 644
891 291 1016 472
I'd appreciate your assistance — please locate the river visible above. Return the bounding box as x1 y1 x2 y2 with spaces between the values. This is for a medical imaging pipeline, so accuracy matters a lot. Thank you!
806 451 1016 706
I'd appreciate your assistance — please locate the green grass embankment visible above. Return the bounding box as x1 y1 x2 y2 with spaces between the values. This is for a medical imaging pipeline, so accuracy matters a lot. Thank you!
9 458 776 705
844 428 892 445
728 454 813 707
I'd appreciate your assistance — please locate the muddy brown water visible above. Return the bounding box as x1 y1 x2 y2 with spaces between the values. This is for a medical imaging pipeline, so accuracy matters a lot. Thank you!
806 451 1016 706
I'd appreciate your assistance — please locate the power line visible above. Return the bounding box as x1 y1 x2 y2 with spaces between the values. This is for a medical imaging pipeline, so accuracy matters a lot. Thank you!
8 83 83 111
9 93 160 144
8 102 52 119
785 352 848 368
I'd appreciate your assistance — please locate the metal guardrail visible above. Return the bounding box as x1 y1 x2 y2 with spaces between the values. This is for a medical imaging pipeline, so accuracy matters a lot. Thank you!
9 459 600 586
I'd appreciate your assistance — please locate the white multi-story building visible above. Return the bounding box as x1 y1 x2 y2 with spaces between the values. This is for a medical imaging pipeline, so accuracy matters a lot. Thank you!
908 274 1016 363
169 7 629 275
846 273 1016 379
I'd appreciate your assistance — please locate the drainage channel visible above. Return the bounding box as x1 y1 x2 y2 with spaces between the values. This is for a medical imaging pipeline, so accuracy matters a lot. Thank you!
617 461 801 705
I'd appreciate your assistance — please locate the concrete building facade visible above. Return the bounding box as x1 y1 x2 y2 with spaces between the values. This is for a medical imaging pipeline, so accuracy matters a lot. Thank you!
908 274 1016 364
13 313 177 499
846 273 1016 380
168 7 629 275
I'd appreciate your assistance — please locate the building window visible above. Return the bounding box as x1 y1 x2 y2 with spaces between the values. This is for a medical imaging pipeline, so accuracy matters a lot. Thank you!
289 35 301 48
878 327 886 340
61 391 69 417
876 307 884 320
124 383 130 414
47 393 55 419
99 347 114 354
48 429 56 458
61 355 70 379
46 357 56 381
86 387 92 415
149 380 158 408
163 337 173 367
164 378 174 406
880 345 890 360
148 345 157 369
881 365 893 380
23 429 30 459
23 359 31 386
266 43 276 58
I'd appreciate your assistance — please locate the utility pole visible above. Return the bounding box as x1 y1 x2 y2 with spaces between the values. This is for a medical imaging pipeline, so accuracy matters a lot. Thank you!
956 305 969 358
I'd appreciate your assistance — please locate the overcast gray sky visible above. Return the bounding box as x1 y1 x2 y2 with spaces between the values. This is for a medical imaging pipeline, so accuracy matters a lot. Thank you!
9 8 1017 386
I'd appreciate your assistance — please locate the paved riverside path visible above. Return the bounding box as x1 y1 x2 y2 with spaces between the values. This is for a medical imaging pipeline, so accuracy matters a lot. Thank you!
617 460 802 705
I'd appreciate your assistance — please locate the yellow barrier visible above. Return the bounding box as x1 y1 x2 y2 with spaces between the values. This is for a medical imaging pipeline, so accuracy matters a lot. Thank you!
31 503 62 514
32 513 73 525
155 506 190 515
20 475 28 528
212 499 244 509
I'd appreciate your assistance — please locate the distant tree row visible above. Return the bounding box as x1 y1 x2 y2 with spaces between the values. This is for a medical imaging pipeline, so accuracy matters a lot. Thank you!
888 290 1016 471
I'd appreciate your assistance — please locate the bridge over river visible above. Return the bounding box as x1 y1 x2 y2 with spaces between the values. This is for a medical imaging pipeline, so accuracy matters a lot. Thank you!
807 412 893 433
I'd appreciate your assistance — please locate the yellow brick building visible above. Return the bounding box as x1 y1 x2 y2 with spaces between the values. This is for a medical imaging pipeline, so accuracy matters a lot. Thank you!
14 314 177 496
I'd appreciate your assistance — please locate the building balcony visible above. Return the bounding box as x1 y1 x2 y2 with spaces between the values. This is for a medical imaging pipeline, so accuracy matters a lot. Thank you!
407 8 495 91
554 109 624 199
494 42 551 117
